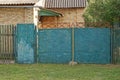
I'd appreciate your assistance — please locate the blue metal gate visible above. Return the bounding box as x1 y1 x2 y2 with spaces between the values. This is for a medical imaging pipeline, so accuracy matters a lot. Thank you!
74 28 111 64
38 28 111 64
38 29 72 63
16 24 36 63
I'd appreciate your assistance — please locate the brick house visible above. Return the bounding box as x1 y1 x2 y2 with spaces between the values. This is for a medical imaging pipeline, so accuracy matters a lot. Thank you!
0 0 38 25
0 0 87 27
36 0 87 28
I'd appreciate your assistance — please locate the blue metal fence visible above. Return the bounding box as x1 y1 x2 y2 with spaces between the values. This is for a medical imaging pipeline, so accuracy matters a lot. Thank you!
16 24 111 64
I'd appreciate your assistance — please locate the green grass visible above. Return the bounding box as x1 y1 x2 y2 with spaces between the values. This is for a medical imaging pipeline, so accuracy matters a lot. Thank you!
0 64 120 80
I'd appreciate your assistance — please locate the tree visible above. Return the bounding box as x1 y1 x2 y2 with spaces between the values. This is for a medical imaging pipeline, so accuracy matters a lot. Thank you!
84 0 120 27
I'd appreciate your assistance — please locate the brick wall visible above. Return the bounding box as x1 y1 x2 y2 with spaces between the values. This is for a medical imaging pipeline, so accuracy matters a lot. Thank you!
0 8 34 25
38 8 85 29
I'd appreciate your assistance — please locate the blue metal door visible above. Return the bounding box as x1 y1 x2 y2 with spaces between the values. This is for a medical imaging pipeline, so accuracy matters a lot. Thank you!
16 24 36 63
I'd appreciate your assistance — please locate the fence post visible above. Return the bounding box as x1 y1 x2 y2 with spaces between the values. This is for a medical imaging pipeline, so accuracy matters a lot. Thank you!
110 27 113 64
72 28 75 62
36 26 39 63
118 48 120 63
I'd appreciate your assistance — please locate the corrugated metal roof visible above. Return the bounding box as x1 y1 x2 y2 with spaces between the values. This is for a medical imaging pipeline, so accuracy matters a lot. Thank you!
0 0 38 5
44 0 87 8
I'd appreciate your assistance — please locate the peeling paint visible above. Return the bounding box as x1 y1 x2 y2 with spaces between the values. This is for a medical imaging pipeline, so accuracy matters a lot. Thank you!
17 39 34 63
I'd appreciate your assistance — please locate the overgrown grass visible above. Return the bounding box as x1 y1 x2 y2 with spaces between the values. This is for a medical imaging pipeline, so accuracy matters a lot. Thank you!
0 64 120 80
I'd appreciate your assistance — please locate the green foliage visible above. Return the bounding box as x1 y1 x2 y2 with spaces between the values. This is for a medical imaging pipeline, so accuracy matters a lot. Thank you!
84 0 120 25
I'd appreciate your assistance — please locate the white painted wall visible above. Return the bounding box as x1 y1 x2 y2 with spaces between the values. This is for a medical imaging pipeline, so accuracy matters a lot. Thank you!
33 0 45 26
33 8 39 26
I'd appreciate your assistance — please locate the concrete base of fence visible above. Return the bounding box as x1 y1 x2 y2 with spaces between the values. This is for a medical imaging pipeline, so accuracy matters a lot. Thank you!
0 60 15 64
69 61 78 65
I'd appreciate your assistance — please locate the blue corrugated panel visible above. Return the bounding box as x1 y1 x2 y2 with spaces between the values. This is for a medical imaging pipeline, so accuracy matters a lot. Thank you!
16 24 35 64
38 29 72 63
74 28 111 64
